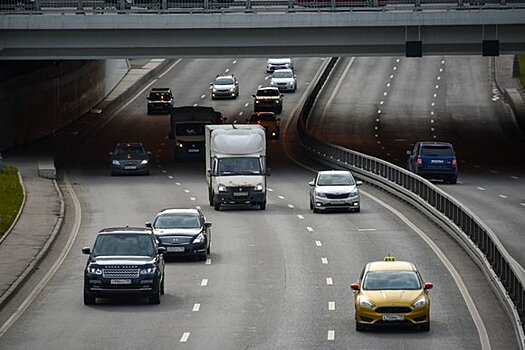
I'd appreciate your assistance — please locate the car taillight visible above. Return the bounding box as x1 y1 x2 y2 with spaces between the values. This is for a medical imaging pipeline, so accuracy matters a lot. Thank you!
416 158 422 165
452 158 457 166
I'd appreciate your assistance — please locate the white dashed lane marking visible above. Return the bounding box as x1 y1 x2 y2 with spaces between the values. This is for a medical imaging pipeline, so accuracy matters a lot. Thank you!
180 332 190 342
278 195 285 199
321 257 328 264
201 279 208 286
315 241 322 246
206 258 211 265
511 176 519 180
184 189 190 193
297 215 304 220
306 227 314 232
477 187 485 191
193 304 200 312
358 228 376 232
168 176 173 179
196 206 201 210
520 203 525 207
200 94 206 99
288 204 294 208
499 194 508 199
190 197 196 201
328 301 335 310
176 182 181 186
326 278 333 285
327 330 335 341
267 188 274 192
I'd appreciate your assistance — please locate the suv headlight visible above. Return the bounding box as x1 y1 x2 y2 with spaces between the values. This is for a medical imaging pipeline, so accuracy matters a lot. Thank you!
192 233 205 244
412 296 427 308
218 185 227 192
139 266 156 275
140 159 148 165
88 267 103 275
254 184 263 191
359 297 375 309
112 160 120 165
176 141 184 148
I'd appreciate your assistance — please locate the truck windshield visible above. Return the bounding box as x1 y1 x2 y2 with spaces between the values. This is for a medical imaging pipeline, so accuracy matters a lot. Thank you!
175 123 206 136
217 157 262 175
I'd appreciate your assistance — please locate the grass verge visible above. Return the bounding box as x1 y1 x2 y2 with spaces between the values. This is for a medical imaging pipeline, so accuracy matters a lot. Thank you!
0 165 24 237
519 55 525 89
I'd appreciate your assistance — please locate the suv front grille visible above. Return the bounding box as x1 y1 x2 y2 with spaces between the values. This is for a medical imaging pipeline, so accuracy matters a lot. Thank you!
375 306 412 314
102 268 140 278
326 193 349 199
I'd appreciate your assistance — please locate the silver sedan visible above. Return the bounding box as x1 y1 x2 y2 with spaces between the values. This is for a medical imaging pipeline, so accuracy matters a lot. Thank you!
309 170 362 213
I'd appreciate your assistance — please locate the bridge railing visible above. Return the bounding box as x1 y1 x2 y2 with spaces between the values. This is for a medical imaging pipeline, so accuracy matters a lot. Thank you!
1 0 524 13
297 56 525 340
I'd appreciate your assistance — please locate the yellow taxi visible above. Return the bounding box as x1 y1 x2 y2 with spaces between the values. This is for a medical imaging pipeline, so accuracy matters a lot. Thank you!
350 257 433 332
246 112 281 139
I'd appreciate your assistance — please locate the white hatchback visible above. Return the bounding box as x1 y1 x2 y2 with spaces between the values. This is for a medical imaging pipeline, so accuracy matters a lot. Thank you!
266 58 294 73
270 69 297 92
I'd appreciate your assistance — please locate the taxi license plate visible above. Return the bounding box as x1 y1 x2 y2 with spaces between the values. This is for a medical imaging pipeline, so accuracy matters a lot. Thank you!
124 166 137 170
167 246 185 252
382 315 404 321
110 279 131 285
188 149 200 153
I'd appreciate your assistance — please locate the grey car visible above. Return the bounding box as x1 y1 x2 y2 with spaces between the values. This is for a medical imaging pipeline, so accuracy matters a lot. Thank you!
210 74 239 99
109 142 151 176
270 69 297 92
309 170 362 213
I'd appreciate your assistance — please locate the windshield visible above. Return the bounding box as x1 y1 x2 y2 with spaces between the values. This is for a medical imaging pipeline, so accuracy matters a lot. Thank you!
362 271 422 290
217 157 262 175
317 173 355 186
272 71 293 78
149 91 171 101
256 89 279 97
92 234 156 257
114 145 146 159
215 78 234 85
154 213 201 229
421 145 454 156
175 123 206 136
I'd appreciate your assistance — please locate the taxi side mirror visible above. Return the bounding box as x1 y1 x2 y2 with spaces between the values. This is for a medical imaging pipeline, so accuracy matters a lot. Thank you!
350 283 360 291
424 282 433 290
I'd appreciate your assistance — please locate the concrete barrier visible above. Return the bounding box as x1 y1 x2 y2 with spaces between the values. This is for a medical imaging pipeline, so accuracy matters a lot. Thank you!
504 88 525 131
38 160 56 179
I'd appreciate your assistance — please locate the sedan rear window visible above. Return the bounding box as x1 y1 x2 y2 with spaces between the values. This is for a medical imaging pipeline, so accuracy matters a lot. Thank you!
155 214 201 229
420 146 453 156
215 78 234 85
257 89 280 97
363 271 421 290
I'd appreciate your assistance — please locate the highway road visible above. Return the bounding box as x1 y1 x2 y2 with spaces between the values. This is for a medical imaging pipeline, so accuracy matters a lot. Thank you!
0 57 519 349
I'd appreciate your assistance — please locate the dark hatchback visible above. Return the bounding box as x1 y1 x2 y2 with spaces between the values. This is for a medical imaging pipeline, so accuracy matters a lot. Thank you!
407 141 458 184
146 208 211 261
82 227 166 305
109 142 151 176
146 87 174 115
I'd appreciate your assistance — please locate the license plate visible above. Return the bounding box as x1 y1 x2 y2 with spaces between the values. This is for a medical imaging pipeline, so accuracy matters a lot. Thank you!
431 160 444 164
124 166 137 170
382 314 404 321
188 149 200 153
233 192 248 196
167 246 185 252
110 279 131 285
331 201 345 205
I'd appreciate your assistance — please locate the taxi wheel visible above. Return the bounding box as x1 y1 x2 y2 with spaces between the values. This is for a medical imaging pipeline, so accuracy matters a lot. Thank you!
421 321 430 332
355 322 366 332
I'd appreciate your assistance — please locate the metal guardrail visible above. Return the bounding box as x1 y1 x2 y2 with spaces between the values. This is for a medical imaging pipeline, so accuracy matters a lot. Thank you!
297 56 525 343
1 0 524 13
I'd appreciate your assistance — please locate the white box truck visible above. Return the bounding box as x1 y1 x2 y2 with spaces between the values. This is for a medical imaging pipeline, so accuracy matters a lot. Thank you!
205 124 269 211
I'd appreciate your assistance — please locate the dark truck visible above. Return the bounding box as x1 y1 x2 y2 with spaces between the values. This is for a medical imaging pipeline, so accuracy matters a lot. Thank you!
169 106 223 161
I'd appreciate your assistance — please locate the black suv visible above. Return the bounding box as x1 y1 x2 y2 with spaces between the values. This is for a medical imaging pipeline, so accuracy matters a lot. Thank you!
109 142 151 176
146 208 211 261
82 227 166 305
146 88 174 114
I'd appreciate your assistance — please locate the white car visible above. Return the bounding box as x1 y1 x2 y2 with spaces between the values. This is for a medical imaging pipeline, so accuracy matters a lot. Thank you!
270 69 297 92
309 170 362 213
210 74 239 99
266 58 294 73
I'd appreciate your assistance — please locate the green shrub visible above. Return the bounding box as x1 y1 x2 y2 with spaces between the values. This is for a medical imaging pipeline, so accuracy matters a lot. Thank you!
0 166 24 236
519 55 525 89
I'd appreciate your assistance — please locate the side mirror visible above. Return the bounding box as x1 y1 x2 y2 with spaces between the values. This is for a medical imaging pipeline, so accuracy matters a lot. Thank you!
350 283 360 291
280 94 284 97
424 282 433 290
308 181 315 187
252 94 256 98
210 82 213 86
82 247 91 255
158 247 167 255
207 168 213 176
204 222 212 228
266 167 271 176
145 222 152 228
356 180 363 186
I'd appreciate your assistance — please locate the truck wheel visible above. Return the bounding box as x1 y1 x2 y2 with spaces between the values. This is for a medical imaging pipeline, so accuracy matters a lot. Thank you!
259 202 266 210
214 202 221 211
83 289 95 305
209 190 215 206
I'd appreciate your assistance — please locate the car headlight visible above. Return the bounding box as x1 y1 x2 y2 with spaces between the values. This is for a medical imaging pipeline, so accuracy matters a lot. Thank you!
315 191 326 197
112 160 120 165
270 81 276 86
359 297 375 309
255 100 260 104
139 266 156 275
254 184 263 191
140 159 148 165
218 185 227 192
192 233 205 244
176 141 184 148
412 296 427 308
88 267 103 275
350 190 359 196
229 87 235 92
274 100 281 104
212 88 217 92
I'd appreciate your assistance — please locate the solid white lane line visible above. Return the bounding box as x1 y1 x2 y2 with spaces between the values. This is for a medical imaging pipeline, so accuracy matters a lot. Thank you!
278 195 285 199
357 228 376 232
327 330 335 340
326 278 333 285
297 215 304 219
328 301 335 310
267 188 274 192
321 257 328 264
477 187 486 191
499 195 508 199
206 258 211 265
180 332 190 342
201 279 208 286
315 241 322 246
306 227 314 232
193 303 200 312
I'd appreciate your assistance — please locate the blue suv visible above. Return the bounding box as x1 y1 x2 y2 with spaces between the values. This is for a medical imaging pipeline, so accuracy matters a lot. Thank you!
407 142 458 184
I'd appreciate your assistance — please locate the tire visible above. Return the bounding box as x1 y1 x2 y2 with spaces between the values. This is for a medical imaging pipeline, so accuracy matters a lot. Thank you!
259 202 266 210
149 283 161 305
449 177 457 184
83 289 95 305
356 322 365 332
309 201 313 210
160 277 165 296
214 202 221 211
421 321 430 332
313 207 319 213
199 253 207 261
207 245 211 255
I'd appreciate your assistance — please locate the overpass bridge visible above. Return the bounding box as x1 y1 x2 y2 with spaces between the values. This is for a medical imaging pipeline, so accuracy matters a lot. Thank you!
1 1 525 58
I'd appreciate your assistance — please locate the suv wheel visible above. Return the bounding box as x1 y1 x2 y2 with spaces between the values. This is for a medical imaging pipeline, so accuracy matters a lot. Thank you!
83 289 95 305
259 202 266 210
149 283 161 305
214 202 221 211
160 278 165 295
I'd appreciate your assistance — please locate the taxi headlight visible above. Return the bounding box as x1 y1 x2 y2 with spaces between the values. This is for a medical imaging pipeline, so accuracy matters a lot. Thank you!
412 296 427 308
88 267 103 275
229 87 235 92
359 297 375 309
212 88 217 93
139 267 156 275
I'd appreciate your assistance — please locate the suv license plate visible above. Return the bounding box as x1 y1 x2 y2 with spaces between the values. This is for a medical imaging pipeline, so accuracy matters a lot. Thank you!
382 315 404 321
110 279 131 285
233 192 248 197
167 246 185 252
124 166 137 170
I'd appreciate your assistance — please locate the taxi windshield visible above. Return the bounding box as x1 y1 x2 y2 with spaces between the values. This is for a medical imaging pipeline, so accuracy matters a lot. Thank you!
317 174 354 186
362 271 421 290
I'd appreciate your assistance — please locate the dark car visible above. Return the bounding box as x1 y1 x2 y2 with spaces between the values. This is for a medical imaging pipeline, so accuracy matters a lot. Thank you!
407 141 458 184
82 227 166 305
109 142 151 176
146 208 211 261
252 87 283 114
246 112 280 139
146 87 174 115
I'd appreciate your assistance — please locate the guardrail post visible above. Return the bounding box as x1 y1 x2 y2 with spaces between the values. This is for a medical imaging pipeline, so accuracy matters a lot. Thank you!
77 0 84 12
331 0 336 10
162 0 167 10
